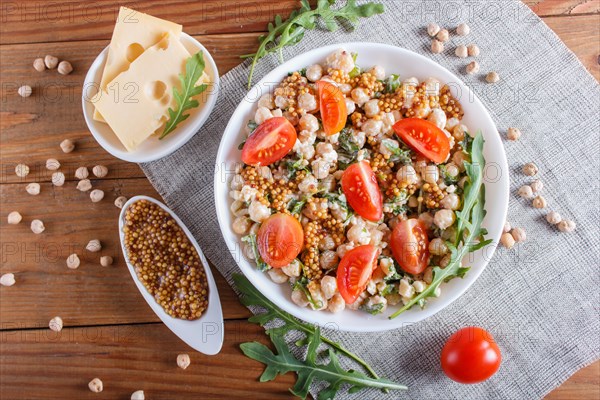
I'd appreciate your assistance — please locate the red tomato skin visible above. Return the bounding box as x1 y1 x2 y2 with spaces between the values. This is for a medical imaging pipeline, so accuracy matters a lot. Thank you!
441 326 502 384
336 245 380 304
257 213 304 268
241 117 297 166
317 80 347 135
392 118 450 163
390 219 430 274
340 161 383 222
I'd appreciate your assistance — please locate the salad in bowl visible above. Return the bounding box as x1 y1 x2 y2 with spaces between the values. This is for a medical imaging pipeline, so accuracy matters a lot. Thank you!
216 43 507 330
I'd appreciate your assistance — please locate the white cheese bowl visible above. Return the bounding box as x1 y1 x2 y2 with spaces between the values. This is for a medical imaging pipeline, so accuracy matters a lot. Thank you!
82 33 219 163
214 42 509 332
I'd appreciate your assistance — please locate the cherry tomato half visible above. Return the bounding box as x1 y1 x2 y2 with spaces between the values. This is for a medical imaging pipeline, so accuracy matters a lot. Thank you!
257 213 304 268
241 117 297 166
341 161 383 222
441 326 502 384
317 80 347 135
393 118 450 163
337 245 380 304
390 218 430 275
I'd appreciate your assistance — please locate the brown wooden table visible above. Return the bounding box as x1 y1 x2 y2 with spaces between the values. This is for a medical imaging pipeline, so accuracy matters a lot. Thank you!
1 1 598 398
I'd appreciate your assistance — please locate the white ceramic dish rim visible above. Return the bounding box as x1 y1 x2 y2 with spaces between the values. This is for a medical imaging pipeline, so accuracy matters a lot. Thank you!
214 42 509 332
82 32 220 163
118 195 224 355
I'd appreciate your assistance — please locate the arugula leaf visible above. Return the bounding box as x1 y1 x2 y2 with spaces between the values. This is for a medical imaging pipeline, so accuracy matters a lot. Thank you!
337 127 360 169
241 0 384 88
241 327 407 399
380 283 397 296
383 74 401 94
383 259 403 283
389 131 491 318
160 51 208 139
238 120 259 149
383 189 409 215
285 156 310 178
323 190 353 223
241 234 269 271
360 301 385 315
348 52 362 78
381 138 412 165
233 274 383 381
439 164 459 185
288 198 308 215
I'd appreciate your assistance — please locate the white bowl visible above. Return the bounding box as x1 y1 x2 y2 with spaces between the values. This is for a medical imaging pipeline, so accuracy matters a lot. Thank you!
82 33 220 163
214 42 509 332
119 195 224 354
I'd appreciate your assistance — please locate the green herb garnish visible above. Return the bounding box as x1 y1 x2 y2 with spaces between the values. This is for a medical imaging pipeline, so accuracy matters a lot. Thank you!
337 127 360 169
160 51 208 139
381 138 412 165
383 74 401 93
241 234 269 271
292 275 324 310
234 274 407 398
439 164 459 185
360 301 385 315
348 52 362 78
241 0 384 89
389 131 491 318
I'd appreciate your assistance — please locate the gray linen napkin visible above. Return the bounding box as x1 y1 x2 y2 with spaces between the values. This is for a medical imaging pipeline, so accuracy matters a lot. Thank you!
141 1 600 398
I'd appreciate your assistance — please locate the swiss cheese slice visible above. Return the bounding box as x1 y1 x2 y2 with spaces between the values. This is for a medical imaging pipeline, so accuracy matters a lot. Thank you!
93 7 182 122
94 34 195 152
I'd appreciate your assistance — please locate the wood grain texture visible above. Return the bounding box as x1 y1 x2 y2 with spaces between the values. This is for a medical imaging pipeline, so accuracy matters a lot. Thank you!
0 0 306 45
0 1 598 399
0 321 294 399
0 178 250 329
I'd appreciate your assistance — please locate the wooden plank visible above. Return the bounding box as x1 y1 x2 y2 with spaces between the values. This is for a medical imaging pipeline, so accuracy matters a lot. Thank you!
525 0 600 16
543 14 600 81
546 361 600 399
0 33 260 184
0 321 294 399
0 0 306 45
0 178 250 329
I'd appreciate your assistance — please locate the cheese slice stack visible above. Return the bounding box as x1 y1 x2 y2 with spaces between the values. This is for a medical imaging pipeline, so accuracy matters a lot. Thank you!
93 7 209 152
94 7 182 123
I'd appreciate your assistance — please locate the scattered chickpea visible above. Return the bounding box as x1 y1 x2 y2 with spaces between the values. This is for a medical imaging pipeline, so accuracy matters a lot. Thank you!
15 163 30 178
44 55 58 69
93 165 108 178
33 58 46 72
86 239 102 252
100 256 113 267
456 23 470 36
436 29 449 42
52 171 65 186
427 23 440 37
532 195 547 209
518 185 534 199
546 211 562 225
8 211 22 224
18 85 32 98
75 167 89 180
46 158 61 170
77 179 92 192
467 44 480 57
66 253 80 269
455 45 468 58
90 189 105 202
60 139 75 153
131 390 145 400
507 127 522 141
522 162 538 176
1 273 16 287
431 40 444 54
88 378 103 393
26 182 41 195
57 60 73 75
30 219 45 234
503 221 512 233
530 180 543 193
486 71 500 83
511 227 527 243
114 196 128 209
177 353 191 369
557 219 576 233
49 316 63 332
465 61 480 75
500 232 515 249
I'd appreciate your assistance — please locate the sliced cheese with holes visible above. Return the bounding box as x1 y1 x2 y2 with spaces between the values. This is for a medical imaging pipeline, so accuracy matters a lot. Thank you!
93 7 182 122
94 34 194 152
